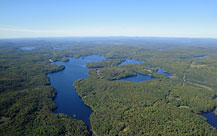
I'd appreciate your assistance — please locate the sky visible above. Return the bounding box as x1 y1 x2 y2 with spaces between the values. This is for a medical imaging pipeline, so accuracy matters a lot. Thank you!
0 0 217 38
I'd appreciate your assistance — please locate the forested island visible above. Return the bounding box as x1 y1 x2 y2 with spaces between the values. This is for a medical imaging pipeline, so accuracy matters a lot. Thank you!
1 37 217 135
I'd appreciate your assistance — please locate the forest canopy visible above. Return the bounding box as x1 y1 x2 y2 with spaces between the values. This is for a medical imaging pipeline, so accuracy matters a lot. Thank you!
0 38 217 135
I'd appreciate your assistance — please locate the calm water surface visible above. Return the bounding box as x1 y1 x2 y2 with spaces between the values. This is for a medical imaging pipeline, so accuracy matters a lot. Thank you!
157 68 172 77
20 46 36 50
53 47 63 50
48 55 105 129
118 59 153 82
119 74 154 82
201 109 217 129
119 59 144 65
195 55 207 59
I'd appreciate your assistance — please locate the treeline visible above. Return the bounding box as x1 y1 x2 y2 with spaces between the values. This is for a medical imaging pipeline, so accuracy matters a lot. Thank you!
75 76 217 135
73 46 217 135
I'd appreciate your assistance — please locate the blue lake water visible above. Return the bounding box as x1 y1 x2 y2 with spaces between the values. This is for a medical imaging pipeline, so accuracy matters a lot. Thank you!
195 55 207 59
201 110 217 129
119 59 144 65
157 68 172 77
48 55 106 129
53 47 63 50
118 59 153 82
63 45 72 47
20 46 36 50
119 74 154 82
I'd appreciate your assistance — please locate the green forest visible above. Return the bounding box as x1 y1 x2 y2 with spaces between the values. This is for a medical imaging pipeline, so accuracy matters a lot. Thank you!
0 38 217 135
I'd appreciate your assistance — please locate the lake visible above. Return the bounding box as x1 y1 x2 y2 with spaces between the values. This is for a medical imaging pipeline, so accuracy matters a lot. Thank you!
195 55 207 59
117 59 154 82
53 47 63 50
201 109 217 129
157 68 172 77
20 46 36 50
48 55 106 129
118 67 173 83
118 74 154 82
119 59 144 65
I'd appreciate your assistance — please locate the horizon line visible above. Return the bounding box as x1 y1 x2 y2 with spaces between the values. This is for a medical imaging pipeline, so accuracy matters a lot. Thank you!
1 36 217 40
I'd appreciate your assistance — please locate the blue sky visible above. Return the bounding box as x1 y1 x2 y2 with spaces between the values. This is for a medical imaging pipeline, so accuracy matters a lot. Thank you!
0 0 217 38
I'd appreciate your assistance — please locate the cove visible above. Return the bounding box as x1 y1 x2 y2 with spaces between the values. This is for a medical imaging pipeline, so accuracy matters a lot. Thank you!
118 74 154 82
118 59 153 82
201 109 217 129
48 55 106 129
157 68 172 77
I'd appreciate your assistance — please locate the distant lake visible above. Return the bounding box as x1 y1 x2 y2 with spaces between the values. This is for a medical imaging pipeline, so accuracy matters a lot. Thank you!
63 45 72 47
119 59 144 65
157 68 172 77
20 46 36 50
53 47 63 50
48 55 106 129
195 55 207 59
118 74 154 82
